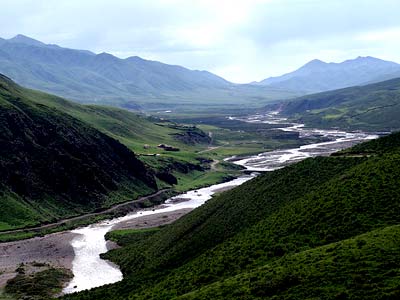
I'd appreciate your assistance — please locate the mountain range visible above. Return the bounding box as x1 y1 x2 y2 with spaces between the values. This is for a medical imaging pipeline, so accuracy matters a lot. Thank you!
257 56 400 93
4 35 400 113
0 35 298 112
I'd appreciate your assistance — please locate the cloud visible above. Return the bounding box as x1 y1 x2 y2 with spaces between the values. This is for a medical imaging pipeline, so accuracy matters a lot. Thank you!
241 0 400 46
0 0 399 83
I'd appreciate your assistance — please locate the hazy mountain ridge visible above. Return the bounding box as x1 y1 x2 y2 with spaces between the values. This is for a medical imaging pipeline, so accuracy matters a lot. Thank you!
0 35 300 111
0 35 231 107
258 56 400 93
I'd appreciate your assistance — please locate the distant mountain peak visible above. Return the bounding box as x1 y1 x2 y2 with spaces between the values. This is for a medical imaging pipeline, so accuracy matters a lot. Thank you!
346 56 377 62
8 34 45 47
341 56 398 66
96 52 117 58
94 52 120 63
126 55 145 62
299 59 327 70
97 52 113 56
356 56 376 60
258 56 400 92
306 58 326 65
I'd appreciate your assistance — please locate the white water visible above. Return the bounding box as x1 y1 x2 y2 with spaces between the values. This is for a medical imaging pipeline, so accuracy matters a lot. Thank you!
233 134 377 171
63 175 254 293
63 112 379 294
230 113 378 171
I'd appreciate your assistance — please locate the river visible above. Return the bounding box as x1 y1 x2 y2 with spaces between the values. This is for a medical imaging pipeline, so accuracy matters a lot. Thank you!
63 112 378 294
62 176 254 293
230 112 378 171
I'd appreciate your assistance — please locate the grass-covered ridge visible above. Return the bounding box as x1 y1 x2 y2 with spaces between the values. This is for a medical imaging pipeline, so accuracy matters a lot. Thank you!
275 77 400 131
1 73 296 236
64 132 400 299
13 76 316 197
9 79 259 195
179 225 400 299
0 74 157 231
13 83 211 159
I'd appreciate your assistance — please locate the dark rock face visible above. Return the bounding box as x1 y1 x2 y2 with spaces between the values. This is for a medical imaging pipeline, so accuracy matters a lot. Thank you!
155 172 178 185
157 144 180 151
0 75 156 210
172 127 211 145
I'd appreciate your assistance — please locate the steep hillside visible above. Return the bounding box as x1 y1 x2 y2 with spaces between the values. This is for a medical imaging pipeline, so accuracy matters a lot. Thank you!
0 35 298 112
13 84 212 156
64 132 400 299
2 82 241 194
258 56 400 93
179 225 400 299
274 77 400 131
0 74 157 231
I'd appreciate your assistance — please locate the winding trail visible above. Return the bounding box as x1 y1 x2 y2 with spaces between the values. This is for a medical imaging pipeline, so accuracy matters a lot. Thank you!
0 189 170 235
198 143 228 154
210 159 220 170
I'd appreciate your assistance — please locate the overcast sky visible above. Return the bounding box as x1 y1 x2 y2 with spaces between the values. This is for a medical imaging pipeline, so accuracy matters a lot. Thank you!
1 0 400 83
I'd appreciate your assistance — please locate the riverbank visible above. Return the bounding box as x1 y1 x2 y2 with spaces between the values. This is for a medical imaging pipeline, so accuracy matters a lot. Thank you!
0 168 244 295
0 189 173 243
62 175 253 294
0 163 242 244
112 208 192 231
0 208 193 291
0 231 76 289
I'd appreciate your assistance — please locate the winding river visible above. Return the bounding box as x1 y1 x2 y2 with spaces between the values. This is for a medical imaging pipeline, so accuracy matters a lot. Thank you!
63 112 378 294
62 176 254 293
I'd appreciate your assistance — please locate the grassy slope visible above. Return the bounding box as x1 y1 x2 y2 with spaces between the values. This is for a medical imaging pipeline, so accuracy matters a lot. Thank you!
14 86 251 192
1 75 284 236
64 132 400 300
4 264 72 300
0 75 157 231
180 225 400 300
19 84 313 194
22 87 307 163
17 87 208 157
276 77 400 131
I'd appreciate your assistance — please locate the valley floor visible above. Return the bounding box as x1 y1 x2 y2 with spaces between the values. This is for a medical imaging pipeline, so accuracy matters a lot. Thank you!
0 208 192 291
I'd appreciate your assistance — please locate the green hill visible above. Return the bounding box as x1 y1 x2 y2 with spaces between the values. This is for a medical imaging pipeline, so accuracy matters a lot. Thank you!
11 84 212 156
64 132 400 299
4 81 246 195
274 77 400 131
0 74 255 234
179 225 400 300
0 74 157 231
